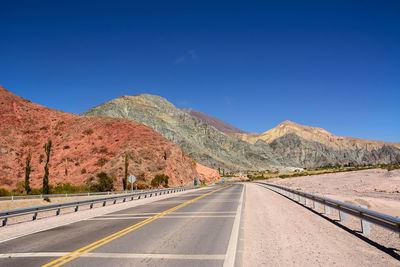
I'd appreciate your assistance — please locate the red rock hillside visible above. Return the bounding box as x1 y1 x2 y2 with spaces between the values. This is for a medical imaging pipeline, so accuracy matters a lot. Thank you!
0 86 219 190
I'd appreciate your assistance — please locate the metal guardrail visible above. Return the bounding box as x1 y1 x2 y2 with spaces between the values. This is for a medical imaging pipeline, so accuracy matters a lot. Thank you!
0 186 198 226
0 190 149 201
255 182 400 236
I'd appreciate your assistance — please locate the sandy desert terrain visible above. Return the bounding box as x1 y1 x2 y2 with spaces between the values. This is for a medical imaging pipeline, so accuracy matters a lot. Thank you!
268 168 400 217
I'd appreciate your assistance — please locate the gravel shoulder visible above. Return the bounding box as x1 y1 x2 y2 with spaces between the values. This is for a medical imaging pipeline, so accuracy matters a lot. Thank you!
242 183 400 266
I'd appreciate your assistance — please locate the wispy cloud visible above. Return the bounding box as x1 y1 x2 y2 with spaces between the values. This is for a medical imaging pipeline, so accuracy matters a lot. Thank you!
175 49 198 64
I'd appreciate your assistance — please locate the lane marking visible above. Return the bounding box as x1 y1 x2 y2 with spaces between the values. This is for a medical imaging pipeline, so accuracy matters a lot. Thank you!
42 186 229 267
101 211 237 216
88 215 235 220
223 184 244 267
0 187 205 244
1 252 225 260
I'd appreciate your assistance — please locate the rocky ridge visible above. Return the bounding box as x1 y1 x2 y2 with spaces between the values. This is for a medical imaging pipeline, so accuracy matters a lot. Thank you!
84 94 400 170
0 86 219 189
235 120 400 151
84 94 281 171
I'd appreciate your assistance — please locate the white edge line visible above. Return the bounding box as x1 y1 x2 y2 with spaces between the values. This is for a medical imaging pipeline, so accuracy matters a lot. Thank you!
223 184 244 267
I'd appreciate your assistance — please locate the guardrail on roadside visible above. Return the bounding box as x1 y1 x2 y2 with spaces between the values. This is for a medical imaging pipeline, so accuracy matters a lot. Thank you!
0 186 198 226
255 182 400 237
0 190 149 201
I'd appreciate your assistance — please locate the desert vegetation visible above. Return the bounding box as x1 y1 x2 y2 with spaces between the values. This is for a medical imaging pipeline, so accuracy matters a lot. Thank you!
247 163 400 181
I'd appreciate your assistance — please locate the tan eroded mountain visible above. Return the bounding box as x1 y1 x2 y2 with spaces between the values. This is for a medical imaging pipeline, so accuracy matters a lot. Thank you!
234 120 400 151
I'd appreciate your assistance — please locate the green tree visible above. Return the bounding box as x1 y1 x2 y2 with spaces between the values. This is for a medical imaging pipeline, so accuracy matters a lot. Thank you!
42 139 52 195
151 174 169 188
92 172 114 192
123 153 129 190
24 153 32 194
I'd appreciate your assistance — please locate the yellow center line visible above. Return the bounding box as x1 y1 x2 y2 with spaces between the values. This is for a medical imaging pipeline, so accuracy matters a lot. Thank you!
43 186 229 267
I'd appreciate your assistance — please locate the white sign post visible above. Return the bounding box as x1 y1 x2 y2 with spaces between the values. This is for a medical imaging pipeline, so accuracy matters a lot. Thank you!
128 174 136 192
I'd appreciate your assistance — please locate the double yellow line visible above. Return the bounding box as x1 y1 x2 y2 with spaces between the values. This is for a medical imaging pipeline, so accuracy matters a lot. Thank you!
43 186 228 267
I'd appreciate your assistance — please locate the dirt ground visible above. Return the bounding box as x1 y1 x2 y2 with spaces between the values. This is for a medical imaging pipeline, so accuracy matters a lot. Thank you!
267 168 400 217
243 183 400 266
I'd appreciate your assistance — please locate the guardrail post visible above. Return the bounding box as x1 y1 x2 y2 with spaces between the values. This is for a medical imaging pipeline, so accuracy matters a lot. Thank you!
150 193 152 197
313 200 318 209
360 206 370 235
113 199 117 204
131 197 134 201
2 218 7 226
103 201 106 206
32 212 37 220
90 203 93 209
123 198 126 202
324 204 331 214
339 210 347 221
11 195 13 201
75 206 79 212
138 195 141 199
305 198 310 206
108 192 110 195
56 208 60 216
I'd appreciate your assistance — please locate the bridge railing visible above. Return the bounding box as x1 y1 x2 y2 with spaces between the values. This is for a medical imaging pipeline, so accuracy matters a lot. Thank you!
255 182 400 236
0 186 198 226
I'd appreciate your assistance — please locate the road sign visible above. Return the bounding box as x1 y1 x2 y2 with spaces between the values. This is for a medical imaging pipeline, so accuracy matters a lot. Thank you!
128 175 136 183
129 175 136 191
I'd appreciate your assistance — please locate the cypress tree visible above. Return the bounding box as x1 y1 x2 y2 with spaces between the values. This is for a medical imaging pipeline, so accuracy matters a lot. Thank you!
42 139 52 195
123 153 129 190
24 153 31 194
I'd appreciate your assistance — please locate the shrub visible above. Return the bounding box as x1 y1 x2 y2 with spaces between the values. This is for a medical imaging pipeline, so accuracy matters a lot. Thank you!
83 129 94 135
90 172 114 192
151 174 169 188
95 157 108 167
81 168 87 174
29 188 42 195
135 181 151 189
99 146 108 154
63 145 70 150
0 188 11 196
137 172 146 181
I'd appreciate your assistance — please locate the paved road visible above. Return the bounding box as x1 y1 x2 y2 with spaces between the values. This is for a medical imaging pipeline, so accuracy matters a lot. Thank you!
0 184 244 267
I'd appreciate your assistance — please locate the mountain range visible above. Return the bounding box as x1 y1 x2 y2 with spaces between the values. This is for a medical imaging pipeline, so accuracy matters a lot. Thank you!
0 86 219 190
83 94 400 171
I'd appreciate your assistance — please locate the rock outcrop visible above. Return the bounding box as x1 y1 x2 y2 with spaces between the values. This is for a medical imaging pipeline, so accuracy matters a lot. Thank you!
83 94 281 171
0 86 217 189
180 108 248 134
84 94 400 170
235 120 400 151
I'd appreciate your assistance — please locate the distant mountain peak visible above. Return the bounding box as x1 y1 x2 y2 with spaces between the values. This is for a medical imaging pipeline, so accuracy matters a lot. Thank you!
238 120 400 151
180 108 248 134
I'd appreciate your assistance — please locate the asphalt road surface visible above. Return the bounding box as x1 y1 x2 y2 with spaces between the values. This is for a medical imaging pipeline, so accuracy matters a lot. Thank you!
0 184 244 267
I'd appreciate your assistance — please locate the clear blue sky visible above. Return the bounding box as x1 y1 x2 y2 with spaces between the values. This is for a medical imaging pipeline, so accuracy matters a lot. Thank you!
1 1 399 142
